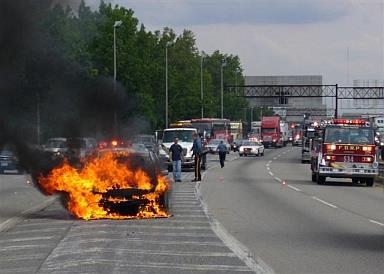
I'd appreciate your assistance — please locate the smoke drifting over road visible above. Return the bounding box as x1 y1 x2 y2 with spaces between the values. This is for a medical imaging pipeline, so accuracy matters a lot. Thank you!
0 0 143 176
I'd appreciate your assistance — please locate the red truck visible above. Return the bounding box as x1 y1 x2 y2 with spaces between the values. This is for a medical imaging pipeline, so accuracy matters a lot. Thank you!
261 116 283 148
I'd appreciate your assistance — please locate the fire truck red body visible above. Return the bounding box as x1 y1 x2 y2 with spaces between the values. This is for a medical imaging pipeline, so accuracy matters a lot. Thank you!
311 119 378 186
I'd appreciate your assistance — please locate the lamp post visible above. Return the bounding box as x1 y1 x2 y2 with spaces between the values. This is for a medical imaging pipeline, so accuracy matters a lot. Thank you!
113 20 122 133
220 60 227 119
200 52 207 118
165 42 172 128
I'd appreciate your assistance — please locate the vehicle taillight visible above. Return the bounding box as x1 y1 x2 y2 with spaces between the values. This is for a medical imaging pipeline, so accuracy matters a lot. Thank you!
111 140 118 147
326 155 336 161
362 146 373 152
326 144 336 150
362 157 373 162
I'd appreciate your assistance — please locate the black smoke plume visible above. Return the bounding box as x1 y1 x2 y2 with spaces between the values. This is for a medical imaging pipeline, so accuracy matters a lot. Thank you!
0 0 146 181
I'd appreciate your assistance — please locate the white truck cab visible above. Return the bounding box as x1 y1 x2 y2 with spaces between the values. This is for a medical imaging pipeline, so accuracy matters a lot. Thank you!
162 128 197 169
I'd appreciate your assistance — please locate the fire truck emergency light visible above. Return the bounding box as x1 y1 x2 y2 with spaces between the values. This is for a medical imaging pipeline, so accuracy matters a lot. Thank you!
333 119 366 125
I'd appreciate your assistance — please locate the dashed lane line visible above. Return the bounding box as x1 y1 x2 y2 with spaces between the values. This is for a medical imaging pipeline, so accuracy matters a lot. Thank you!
311 196 338 209
369 219 384 227
287 185 301 192
268 171 274 176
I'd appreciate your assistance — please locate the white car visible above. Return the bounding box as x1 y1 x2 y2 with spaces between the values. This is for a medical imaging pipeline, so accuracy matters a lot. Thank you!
239 141 264 157
205 139 230 154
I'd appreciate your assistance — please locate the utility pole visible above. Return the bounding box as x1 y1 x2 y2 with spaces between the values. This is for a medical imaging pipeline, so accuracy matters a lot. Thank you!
200 52 206 118
113 20 123 134
165 42 172 128
220 60 227 119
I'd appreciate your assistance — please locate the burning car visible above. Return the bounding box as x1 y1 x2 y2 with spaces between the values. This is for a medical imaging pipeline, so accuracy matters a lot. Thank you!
37 139 170 220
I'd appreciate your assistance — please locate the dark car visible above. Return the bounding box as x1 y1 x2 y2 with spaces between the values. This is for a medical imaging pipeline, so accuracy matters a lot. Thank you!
132 134 158 154
43 137 68 160
0 147 21 174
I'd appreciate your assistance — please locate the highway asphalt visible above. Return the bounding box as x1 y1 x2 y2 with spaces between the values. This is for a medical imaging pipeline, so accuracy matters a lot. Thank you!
202 146 384 274
0 153 259 274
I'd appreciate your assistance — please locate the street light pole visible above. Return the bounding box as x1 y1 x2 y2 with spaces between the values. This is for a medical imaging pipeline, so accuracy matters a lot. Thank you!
165 42 172 128
113 20 122 133
220 60 226 119
200 53 206 118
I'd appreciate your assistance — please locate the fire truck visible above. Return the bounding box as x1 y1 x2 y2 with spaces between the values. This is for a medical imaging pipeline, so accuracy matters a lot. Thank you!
311 119 378 186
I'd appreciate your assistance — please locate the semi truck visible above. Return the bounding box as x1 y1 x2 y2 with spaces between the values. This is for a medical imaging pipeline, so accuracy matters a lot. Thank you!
261 116 283 148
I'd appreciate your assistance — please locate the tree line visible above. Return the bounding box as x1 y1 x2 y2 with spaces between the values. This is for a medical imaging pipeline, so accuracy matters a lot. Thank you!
45 1 249 131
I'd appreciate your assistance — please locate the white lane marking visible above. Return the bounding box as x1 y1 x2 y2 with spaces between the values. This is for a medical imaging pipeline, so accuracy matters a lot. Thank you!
272 157 277 160
312 196 338 209
268 171 274 176
369 220 384 226
266 163 270 167
274 177 282 183
287 185 301 192
268 160 272 163
266 167 270 171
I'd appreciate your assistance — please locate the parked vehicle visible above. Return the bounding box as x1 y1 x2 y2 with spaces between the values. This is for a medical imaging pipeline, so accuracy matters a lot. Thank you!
239 141 264 157
261 116 283 148
230 121 246 141
42 137 68 159
162 128 197 170
205 139 230 154
191 118 232 144
0 147 21 174
280 121 289 146
132 134 158 154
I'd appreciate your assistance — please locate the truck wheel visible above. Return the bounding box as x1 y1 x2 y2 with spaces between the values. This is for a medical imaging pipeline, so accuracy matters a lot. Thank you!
301 159 305 164
317 174 326 185
365 178 374 187
261 151 264 156
352 178 359 184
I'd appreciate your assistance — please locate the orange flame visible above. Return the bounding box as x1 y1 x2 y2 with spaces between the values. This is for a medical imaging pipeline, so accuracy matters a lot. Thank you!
38 152 170 220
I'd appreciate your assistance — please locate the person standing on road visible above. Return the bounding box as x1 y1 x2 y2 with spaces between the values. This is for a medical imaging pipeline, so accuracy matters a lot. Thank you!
217 140 227 168
191 133 202 181
169 137 183 182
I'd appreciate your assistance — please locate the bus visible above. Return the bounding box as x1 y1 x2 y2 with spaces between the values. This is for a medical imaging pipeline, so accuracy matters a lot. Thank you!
191 118 232 143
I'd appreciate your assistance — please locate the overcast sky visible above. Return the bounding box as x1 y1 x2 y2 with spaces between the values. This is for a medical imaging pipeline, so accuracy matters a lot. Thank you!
85 0 384 85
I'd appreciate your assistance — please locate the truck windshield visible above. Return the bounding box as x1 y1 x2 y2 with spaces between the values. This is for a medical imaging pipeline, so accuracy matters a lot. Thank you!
262 128 276 134
324 127 374 144
163 130 193 143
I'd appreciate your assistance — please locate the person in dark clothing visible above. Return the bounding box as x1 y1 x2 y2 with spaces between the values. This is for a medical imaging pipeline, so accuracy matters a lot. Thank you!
169 138 183 182
217 140 227 168
190 133 202 181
